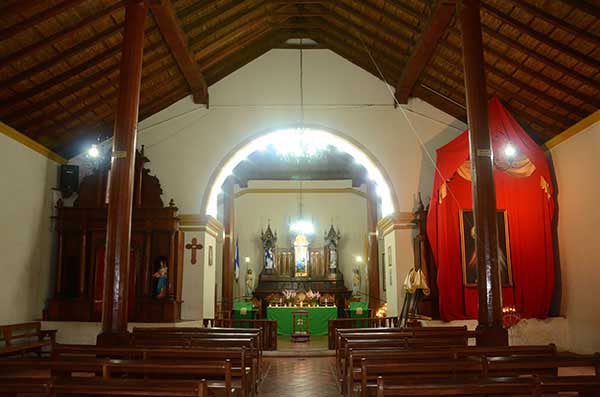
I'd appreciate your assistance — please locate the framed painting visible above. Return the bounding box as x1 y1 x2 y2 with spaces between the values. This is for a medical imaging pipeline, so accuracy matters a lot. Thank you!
459 209 513 287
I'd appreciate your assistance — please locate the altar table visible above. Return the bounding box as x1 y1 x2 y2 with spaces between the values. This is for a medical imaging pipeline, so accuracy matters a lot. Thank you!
267 306 337 336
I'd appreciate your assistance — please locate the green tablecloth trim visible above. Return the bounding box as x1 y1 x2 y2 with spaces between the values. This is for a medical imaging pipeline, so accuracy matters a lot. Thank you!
266 306 338 336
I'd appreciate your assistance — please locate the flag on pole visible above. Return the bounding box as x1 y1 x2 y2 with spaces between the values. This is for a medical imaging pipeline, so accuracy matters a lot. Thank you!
234 238 240 281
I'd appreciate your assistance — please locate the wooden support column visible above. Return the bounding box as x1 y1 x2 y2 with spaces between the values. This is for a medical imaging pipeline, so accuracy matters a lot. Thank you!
97 0 147 346
366 181 381 312
459 0 507 346
221 178 235 315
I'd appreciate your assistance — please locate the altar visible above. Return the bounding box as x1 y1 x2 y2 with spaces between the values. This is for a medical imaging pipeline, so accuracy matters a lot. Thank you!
251 224 352 318
267 306 337 336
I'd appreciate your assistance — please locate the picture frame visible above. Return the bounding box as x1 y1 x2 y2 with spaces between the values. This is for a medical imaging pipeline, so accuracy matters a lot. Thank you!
459 209 513 287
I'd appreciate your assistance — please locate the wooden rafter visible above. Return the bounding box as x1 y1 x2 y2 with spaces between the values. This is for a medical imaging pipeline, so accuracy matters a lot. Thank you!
395 0 456 104
480 2 600 70
557 0 600 18
505 0 600 46
150 0 208 105
0 0 88 42
0 1 125 69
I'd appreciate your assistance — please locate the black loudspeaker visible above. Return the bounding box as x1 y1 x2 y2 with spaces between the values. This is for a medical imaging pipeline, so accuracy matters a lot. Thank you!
59 164 79 198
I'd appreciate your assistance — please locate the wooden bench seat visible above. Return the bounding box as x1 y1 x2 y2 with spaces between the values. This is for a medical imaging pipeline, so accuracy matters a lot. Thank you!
0 377 209 397
0 322 56 357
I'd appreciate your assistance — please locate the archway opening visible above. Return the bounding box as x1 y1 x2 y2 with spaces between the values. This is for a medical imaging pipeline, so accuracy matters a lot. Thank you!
205 127 395 218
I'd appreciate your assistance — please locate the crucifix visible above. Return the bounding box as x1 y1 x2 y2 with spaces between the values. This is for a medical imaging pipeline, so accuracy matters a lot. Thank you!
185 238 203 264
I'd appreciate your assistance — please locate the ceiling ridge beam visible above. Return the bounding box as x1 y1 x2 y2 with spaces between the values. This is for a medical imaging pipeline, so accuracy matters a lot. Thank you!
480 2 600 71
0 0 88 43
505 0 600 46
150 0 208 105
0 0 125 69
395 0 456 104
320 5 410 58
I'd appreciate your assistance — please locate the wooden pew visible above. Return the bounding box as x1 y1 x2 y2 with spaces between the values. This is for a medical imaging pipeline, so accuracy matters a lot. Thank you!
361 354 600 397
373 376 535 396
343 344 557 395
52 344 256 396
209 320 278 351
0 377 209 397
0 358 241 397
327 317 397 349
0 322 56 357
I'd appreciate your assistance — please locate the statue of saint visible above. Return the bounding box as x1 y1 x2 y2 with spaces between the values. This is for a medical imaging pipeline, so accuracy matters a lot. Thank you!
265 247 274 270
153 259 168 298
324 225 341 272
245 269 255 296
352 267 361 296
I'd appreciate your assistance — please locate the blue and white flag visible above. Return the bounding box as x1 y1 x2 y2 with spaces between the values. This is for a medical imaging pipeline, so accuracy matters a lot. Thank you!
234 238 240 281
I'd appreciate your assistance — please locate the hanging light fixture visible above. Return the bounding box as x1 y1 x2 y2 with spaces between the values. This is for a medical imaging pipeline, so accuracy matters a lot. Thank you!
289 41 315 236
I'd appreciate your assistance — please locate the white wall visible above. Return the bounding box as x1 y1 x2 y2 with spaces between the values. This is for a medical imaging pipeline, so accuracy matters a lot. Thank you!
551 120 600 354
136 50 465 217
234 180 368 296
0 133 57 324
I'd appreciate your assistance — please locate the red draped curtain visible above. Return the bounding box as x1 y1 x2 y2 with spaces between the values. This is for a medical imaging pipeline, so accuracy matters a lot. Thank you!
426 97 555 321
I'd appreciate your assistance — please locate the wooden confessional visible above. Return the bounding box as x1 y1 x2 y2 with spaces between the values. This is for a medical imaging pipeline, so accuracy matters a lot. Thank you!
47 149 184 322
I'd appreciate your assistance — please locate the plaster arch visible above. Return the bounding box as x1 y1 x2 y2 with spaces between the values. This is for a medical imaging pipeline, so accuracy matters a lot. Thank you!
201 124 400 219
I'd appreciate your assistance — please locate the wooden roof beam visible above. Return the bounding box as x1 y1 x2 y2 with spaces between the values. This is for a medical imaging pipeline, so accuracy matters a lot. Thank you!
480 2 600 71
0 0 125 69
395 0 456 104
506 0 600 46
556 0 600 18
0 0 88 42
150 0 208 105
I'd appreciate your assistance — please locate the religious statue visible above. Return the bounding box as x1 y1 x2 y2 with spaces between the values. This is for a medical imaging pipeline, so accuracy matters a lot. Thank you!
261 223 278 273
324 225 341 272
245 269 255 296
352 267 361 296
153 258 168 298
293 234 309 277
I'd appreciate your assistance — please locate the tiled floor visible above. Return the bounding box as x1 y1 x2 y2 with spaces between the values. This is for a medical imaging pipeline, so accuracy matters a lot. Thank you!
260 357 340 397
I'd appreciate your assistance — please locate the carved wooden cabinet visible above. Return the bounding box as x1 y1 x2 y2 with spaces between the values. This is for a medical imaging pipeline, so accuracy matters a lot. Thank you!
47 149 183 322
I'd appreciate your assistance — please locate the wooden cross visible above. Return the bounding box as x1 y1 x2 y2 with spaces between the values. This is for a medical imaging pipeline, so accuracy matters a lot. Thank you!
185 238 203 264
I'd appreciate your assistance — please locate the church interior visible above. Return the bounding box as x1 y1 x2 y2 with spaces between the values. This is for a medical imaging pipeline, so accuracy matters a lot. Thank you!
0 0 599 395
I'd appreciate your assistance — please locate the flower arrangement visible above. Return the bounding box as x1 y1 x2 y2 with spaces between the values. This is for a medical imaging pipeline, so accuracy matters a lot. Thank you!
305 290 321 305
282 289 296 305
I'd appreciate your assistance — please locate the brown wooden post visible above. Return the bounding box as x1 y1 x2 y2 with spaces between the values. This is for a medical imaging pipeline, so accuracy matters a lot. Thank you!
221 177 235 315
459 0 507 346
97 0 147 346
366 181 381 312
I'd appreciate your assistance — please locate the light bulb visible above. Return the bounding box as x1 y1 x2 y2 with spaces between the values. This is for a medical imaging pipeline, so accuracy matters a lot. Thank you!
88 144 99 158
355 256 363 263
244 257 251 263
503 143 516 158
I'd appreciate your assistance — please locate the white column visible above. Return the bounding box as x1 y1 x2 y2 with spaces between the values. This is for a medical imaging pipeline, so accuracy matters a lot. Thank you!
378 213 417 317
180 215 223 320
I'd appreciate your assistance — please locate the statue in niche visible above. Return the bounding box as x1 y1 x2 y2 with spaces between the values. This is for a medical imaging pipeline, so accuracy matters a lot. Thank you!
324 225 341 272
245 269 255 296
352 267 361 297
261 223 277 273
153 258 168 298
294 234 309 277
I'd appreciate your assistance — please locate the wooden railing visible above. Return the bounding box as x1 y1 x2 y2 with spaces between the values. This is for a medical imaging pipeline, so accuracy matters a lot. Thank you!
203 318 278 351
327 317 398 350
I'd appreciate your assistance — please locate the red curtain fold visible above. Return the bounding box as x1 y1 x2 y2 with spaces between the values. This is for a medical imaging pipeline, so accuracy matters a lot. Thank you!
426 97 555 321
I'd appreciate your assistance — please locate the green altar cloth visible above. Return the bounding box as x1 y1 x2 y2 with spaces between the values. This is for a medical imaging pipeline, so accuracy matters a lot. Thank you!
348 301 369 327
233 302 254 320
267 306 338 336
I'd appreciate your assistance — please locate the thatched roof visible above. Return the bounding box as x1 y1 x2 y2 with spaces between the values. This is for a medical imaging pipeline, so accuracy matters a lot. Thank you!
0 0 598 157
